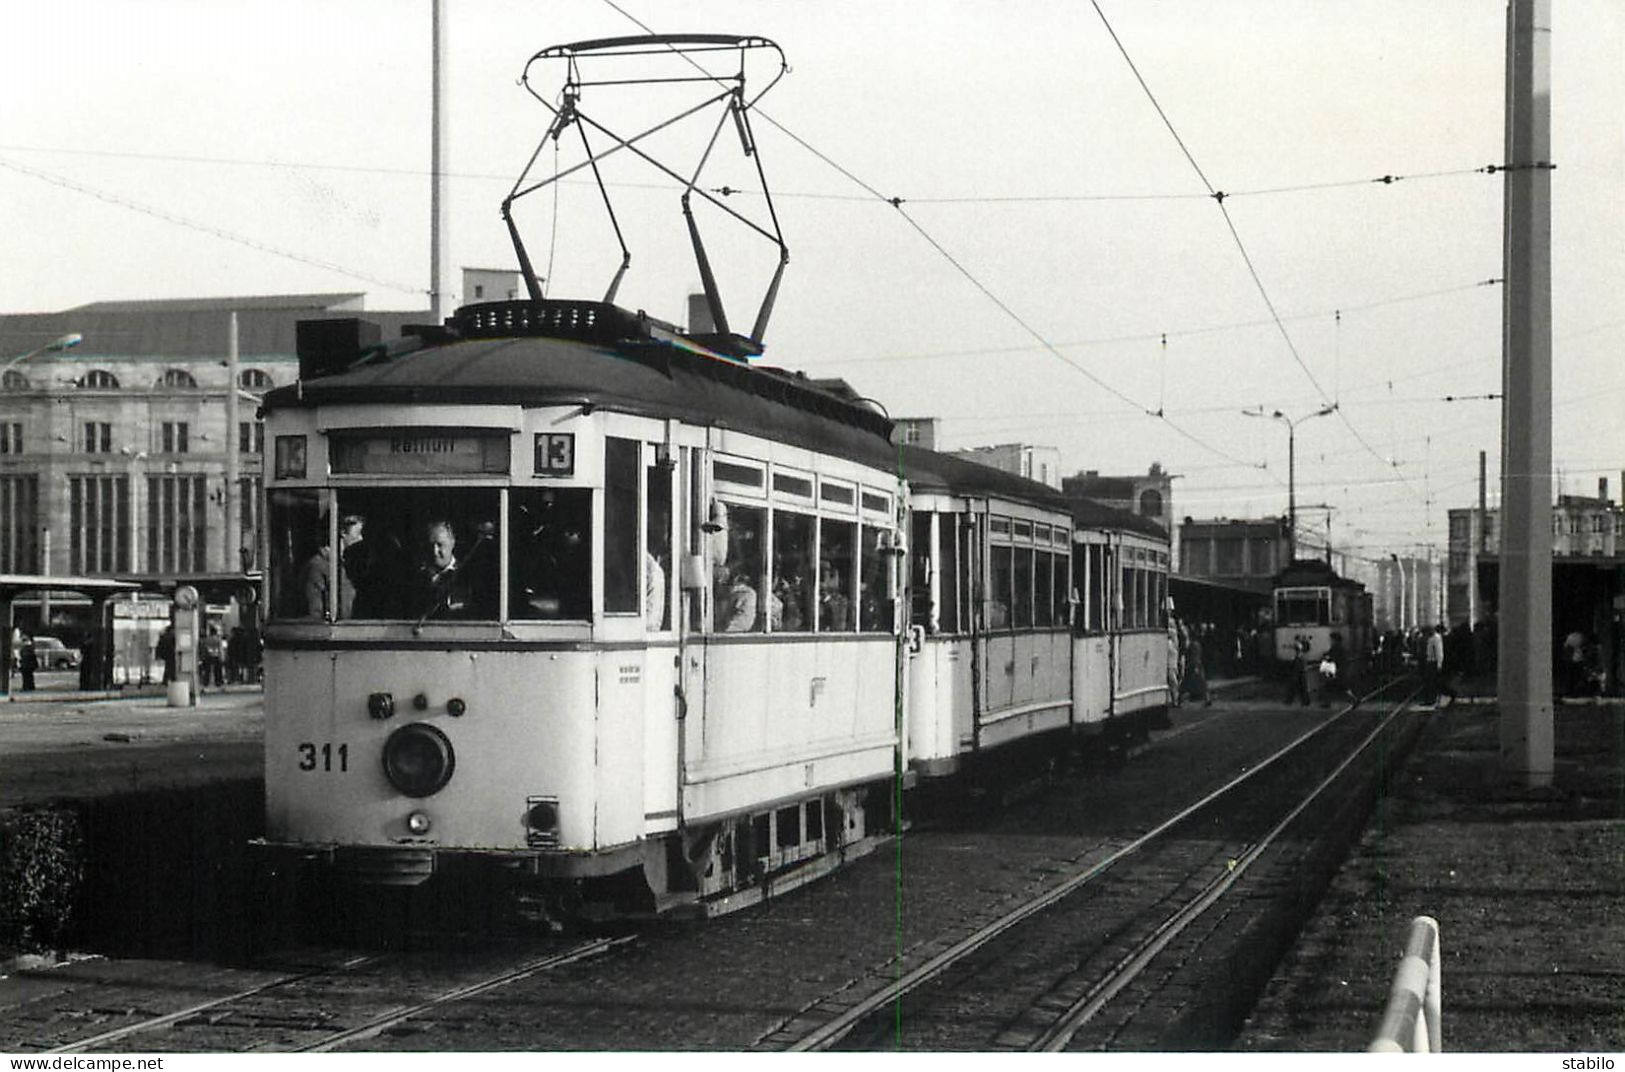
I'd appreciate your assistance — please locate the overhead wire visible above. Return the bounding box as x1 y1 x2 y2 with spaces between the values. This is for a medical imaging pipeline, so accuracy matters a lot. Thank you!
1087 0 1420 497
0 143 1499 205
0 154 423 298
593 0 1264 472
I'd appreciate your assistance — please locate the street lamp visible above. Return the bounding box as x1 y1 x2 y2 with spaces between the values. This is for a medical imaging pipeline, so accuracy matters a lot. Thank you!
1243 403 1338 563
1 332 83 381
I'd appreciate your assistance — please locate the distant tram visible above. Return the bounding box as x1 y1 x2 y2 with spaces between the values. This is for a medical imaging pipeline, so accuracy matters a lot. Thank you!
1271 558 1372 666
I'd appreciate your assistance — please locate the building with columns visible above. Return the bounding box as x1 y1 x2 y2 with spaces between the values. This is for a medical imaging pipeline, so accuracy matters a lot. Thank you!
0 294 428 590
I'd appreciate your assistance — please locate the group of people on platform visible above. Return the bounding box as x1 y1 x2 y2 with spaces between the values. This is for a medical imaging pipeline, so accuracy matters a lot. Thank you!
154 623 262 690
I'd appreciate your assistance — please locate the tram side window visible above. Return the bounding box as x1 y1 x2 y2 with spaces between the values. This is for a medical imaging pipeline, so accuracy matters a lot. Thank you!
940 515 961 633
1053 550 1070 628
1012 545 1034 628
715 501 765 632
909 513 933 630
818 518 855 632
268 489 326 620
859 526 892 633
989 543 1013 630
772 510 814 631
510 488 591 620
604 438 640 614
1034 551 1053 627
647 460 672 631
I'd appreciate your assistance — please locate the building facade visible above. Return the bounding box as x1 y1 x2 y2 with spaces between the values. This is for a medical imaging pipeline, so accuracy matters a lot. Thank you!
1445 479 1624 626
946 443 1063 491
1177 516 1289 593
0 294 428 585
1063 463 1177 567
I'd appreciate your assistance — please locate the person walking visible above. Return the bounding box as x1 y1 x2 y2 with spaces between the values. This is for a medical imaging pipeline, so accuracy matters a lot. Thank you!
1184 630 1211 707
1421 624 1452 709
1286 634 1313 706
17 635 37 692
199 625 226 689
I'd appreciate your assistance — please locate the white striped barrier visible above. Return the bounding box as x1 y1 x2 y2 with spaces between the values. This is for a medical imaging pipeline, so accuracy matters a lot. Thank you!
1368 915 1442 1052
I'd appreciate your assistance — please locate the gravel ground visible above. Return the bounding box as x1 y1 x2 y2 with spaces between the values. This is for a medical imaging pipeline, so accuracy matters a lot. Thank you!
1239 699 1625 1052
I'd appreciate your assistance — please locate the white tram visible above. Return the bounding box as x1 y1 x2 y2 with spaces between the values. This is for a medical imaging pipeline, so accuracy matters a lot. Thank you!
255 302 1173 920
903 455 1173 783
257 302 909 916
1271 558 1373 666
253 32 1172 922
1072 502 1174 740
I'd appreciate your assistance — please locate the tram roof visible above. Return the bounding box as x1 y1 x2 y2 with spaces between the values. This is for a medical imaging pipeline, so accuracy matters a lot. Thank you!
260 300 1165 543
262 313 899 472
1272 557 1365 591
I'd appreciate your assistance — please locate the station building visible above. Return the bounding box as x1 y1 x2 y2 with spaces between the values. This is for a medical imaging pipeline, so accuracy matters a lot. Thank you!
1445 479 1625 694
0 292 428 684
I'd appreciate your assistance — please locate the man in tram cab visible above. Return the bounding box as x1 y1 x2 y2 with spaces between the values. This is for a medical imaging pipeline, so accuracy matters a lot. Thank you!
416 518 479 620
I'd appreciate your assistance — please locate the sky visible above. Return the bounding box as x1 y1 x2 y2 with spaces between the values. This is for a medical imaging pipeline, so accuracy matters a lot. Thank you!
4 1 1622 571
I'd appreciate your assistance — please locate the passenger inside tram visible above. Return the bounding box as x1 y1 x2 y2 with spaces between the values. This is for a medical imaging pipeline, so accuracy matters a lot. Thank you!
510 488 591 619
818 561 851 631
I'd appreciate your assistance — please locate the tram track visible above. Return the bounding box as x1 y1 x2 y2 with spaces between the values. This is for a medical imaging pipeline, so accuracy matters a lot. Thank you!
29 936 634 1054
780 681 1423 1051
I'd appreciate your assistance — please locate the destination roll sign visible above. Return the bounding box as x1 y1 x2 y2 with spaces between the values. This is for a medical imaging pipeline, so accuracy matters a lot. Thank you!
330 429 511 474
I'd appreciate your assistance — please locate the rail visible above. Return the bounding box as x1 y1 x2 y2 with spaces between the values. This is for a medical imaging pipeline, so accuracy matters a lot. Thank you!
1367 915 1442 1052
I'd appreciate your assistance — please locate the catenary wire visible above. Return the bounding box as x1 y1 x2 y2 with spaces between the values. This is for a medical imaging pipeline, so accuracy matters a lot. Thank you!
0 155 423 298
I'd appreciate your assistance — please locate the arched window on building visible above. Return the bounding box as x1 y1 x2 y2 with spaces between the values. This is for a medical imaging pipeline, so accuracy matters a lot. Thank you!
79 369 120 389
1 371 31 392
1139 488 1163 518
239 368 274 390
157 368 198 389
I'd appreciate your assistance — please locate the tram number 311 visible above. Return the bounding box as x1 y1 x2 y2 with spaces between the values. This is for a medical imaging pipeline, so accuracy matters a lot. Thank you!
297 742 349 772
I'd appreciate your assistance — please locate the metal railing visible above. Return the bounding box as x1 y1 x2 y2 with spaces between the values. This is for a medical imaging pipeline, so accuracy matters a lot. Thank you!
1368 915 1442 1052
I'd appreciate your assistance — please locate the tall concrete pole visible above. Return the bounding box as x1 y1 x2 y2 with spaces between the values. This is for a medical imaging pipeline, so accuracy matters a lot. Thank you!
1498 0 1554 785
1286 424 1297 563
429 0 448 322
225 312 240 574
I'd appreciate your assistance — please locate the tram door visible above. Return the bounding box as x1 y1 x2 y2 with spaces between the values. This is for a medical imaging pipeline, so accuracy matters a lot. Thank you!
1103 541 1120 718
642 444 681 836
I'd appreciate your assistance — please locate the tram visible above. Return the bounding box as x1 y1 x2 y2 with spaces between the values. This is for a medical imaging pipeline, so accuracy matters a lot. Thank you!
1271 558 1373 666
252 31 1172 923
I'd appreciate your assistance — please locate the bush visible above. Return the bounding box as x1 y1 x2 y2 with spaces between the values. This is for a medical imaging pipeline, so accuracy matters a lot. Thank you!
0 807 86 953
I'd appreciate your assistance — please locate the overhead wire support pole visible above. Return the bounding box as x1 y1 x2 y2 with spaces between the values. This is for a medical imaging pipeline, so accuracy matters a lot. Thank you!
1498 0 1554 786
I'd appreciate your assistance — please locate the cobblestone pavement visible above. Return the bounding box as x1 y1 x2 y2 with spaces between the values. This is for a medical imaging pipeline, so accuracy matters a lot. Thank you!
1239 701 1625 1052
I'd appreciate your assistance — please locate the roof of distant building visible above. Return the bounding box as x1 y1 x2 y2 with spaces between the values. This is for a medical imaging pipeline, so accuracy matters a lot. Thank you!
0 295 432 359
68 293 368 313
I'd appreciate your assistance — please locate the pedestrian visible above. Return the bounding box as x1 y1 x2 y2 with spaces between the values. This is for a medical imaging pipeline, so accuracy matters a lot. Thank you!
1286 634 1312 706
199 625 226 689
1166 619 1184 707
226 626 246 684
1184 630 1211 707
156 625 176 685
18 634 37 692
1321 632 1356 707
1421 624 1452 708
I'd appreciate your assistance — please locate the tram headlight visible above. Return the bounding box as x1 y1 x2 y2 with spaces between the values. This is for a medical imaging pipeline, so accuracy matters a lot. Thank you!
406 810 433 835
382 722 456 798
525 796 560 847
368 692 395 720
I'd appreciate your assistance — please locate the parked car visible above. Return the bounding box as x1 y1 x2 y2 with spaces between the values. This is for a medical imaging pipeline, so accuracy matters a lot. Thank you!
29 636 82 670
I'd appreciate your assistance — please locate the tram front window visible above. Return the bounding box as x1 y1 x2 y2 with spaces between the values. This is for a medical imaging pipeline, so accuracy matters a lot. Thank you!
268 488 500 621
510 488 592 620
1276 589 1330 628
